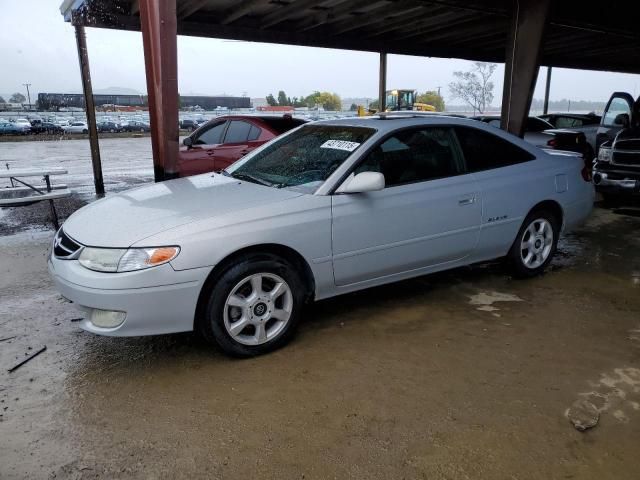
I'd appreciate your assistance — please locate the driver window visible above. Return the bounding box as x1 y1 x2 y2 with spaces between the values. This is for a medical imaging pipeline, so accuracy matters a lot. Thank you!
195 121 226 145
355 128 463 187
603 98 631 127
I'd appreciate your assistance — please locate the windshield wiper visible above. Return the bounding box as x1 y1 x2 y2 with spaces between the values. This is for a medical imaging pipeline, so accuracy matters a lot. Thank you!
228 171 274 187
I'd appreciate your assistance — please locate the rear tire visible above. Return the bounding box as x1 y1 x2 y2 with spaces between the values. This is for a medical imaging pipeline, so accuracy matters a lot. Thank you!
197 253 305 357
508 209 559 278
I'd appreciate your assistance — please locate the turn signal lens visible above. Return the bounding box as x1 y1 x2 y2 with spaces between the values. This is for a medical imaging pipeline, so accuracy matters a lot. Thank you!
117 246 180 272
148 247 179 265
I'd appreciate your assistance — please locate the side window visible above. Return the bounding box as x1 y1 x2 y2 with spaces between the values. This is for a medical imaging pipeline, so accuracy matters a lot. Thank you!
248 124 261 141
224 121 252 143
603 97 631 127
195 121 226 145
454 126 535 172
355 128 462 187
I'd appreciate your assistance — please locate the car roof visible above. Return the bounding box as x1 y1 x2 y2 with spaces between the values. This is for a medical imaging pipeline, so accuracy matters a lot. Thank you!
306 114 480 133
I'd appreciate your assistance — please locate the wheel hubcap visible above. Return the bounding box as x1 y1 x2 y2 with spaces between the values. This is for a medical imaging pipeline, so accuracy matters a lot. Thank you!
520 218 553 269
223 273 293 346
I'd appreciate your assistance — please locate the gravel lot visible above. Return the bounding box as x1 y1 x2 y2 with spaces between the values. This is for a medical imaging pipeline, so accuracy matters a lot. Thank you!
1 138 640 479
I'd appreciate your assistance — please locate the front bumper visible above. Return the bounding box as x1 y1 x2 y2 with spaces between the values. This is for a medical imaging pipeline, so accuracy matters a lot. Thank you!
593 162 640 196
48 256 211 336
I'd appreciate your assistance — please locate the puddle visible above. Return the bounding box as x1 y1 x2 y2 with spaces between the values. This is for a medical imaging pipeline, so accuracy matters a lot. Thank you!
468 291 523 315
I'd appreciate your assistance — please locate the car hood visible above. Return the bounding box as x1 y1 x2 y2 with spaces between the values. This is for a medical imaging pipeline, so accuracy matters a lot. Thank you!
63 174 303 247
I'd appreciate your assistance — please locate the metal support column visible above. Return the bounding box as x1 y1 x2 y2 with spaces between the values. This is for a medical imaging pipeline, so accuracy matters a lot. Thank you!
501 0 551 137
139 0 179 182
543 66 552 114
379 52 387 112
74 24 104 196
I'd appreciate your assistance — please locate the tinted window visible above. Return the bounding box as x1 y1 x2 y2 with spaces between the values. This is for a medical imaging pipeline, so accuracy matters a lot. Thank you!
248 125 261 141
356 128 462 187
526 117 552 132
224 121 252 143
455 127 535 172
260 117 306 134
196 121 226 145
603 97 631 127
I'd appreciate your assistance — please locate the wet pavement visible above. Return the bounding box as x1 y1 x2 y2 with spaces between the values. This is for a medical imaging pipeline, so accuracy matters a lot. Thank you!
1 138 640 478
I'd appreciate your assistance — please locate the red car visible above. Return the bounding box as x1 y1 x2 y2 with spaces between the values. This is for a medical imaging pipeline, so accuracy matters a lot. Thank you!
178 115 306 176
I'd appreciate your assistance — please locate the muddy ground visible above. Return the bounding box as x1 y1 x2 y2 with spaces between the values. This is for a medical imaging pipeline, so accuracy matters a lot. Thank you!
1 200 639 479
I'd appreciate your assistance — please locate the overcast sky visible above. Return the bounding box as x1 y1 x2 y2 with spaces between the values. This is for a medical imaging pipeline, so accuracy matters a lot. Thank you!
1 0 639 104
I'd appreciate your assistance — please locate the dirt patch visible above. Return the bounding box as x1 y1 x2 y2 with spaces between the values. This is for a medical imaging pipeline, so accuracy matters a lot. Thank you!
1 208 640 479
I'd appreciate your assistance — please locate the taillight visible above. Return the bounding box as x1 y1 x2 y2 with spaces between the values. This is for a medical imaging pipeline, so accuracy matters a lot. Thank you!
547 138 557 148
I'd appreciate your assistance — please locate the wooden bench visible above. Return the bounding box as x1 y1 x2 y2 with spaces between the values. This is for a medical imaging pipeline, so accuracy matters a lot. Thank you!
0 168 72 229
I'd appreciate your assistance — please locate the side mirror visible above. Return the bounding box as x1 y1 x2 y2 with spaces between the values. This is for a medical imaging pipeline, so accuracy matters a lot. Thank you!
614 113 630 128
183 137 193 148
336 172 385 194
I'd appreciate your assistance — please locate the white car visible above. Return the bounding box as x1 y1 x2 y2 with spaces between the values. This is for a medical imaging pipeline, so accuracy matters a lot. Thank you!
63 121 89 134
49 115 594 357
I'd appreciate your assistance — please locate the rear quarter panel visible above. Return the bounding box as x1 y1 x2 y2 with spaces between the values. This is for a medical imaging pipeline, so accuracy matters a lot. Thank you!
470 150 592 263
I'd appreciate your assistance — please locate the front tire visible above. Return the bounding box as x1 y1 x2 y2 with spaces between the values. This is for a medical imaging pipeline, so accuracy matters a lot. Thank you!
198 253 305 357
508 210 559 278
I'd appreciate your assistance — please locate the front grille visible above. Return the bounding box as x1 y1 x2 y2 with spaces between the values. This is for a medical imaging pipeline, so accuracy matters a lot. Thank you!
615 139 640 151
612 151 640 167
53 229 83 259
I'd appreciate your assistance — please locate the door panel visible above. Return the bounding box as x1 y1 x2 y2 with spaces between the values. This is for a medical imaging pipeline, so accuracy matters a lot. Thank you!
177 121 227 176
214 120 253 170
332 176 481 285
331 127 481 286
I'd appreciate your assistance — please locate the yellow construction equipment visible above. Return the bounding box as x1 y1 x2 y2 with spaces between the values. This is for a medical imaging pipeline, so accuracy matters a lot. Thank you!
358 89 436 116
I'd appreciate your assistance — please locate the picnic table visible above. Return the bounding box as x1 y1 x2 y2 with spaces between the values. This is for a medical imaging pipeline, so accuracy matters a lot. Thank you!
0 168 72 229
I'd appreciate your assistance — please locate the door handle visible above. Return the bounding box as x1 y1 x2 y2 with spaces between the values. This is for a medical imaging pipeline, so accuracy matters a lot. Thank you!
458 196 476 206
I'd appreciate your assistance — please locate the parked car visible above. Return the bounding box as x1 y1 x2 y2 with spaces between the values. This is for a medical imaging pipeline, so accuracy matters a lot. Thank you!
49 115 594 356
592 92 640 201
0 122 30 135
178 115 307 176
13 118 32 129
179 119 199 131
472 116 592 162
97 121 122 133
123 120 151 132
30 122 65 134
64 122 89 134
539 113 601 156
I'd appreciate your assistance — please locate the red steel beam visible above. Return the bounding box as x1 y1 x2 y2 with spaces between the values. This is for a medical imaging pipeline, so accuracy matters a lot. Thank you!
139 0 179 182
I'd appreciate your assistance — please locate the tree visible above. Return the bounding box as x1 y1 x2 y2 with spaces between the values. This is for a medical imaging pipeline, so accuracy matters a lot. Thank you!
277 90 290 106
417 91 445 112
266 93 277 106
448 62 497 113
9 92 26 104
304 91 342 111
369 99 379 110
0 96 5 103
349 103 358 111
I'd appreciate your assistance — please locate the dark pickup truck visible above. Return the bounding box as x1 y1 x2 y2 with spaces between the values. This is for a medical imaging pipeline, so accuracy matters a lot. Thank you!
592 92 640 200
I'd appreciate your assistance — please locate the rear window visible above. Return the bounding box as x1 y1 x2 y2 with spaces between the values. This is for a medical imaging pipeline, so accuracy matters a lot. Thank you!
259 117 306 134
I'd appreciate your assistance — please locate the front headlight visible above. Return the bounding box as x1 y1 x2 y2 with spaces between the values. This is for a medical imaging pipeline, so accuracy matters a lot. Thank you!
598 146 612 162
78 246 180 272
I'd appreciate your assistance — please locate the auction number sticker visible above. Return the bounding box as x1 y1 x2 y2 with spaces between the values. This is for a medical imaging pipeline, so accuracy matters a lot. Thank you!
320 139 361 152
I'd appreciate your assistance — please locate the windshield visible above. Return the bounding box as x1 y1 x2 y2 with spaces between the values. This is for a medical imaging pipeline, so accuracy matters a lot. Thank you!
225 125 375 193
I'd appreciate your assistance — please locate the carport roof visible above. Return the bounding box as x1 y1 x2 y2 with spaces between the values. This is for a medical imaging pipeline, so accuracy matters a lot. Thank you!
60 0 640 74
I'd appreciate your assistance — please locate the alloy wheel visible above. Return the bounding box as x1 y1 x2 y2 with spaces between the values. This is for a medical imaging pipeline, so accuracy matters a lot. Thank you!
223 273 293 346
520 218 553 269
